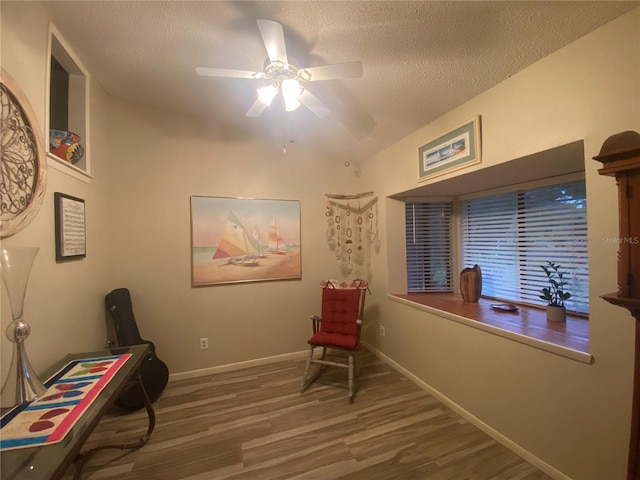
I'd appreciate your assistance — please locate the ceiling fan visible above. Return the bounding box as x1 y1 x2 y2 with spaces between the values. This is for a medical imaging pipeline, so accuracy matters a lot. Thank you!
196 19 363 119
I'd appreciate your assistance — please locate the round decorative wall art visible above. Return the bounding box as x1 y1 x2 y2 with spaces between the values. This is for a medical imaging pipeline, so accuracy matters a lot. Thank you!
0 68 47 238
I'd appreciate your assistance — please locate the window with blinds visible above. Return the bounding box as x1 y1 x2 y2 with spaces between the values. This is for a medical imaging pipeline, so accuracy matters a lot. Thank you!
461 181 589 314
405 202 452 292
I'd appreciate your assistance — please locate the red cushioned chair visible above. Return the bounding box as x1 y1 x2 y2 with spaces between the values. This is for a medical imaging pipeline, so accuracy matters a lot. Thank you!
301 279 368 402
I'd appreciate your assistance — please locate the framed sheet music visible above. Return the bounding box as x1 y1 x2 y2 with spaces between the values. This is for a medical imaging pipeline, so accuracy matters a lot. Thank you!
54 192 86 261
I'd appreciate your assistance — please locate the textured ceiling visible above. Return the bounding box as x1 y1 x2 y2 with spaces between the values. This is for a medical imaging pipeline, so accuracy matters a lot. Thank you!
42 1 638 162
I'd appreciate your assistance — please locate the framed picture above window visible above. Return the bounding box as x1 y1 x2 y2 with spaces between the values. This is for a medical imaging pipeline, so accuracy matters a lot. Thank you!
418 116 481 182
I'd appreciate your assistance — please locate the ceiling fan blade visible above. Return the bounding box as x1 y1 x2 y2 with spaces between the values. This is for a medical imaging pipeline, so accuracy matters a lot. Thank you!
257 19 288 64
246 98 268 117
195 67 262 79
300 62 363 82
298 89 331 118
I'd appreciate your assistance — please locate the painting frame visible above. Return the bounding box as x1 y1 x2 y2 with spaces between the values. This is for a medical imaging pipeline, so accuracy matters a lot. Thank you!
418 116 481 182
54 192 86 262
190 196 301 286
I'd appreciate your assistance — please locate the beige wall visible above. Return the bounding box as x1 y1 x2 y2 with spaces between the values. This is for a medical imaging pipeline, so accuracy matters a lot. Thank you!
2 2 639 479
0 3 115 374
0 2 364 379
100 98 365 373
361 8 640 480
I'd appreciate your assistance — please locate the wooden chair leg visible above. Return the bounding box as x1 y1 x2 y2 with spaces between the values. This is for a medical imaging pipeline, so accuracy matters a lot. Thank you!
348 354 355 401
302 345 314 387
301 345 325 393
302 346 361 402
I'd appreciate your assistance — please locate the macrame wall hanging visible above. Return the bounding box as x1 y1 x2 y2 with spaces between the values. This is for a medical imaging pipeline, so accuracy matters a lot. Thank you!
325 191 379 277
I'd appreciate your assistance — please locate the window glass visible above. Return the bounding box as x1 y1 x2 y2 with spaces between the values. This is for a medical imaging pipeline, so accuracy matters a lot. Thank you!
461 181 588 314
405 202 453 292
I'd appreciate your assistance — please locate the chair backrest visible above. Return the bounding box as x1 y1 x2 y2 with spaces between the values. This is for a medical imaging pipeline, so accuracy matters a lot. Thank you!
319 279 368 339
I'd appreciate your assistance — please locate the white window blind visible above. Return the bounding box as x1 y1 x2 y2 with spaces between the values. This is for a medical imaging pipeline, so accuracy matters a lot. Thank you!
405 202 452 292
461 181 589 314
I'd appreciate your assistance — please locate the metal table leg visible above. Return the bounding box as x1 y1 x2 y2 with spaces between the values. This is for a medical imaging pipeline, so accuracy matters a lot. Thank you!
71 367 156 480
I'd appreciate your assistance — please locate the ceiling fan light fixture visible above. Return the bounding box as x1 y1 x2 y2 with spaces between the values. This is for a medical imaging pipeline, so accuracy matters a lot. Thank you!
257 84 278 106
284 95 301 112
282 78 302 112
297 69 311 82
198 20 362 118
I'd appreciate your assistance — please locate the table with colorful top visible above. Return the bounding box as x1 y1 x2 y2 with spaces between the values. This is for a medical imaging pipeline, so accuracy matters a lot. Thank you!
0 344 155 480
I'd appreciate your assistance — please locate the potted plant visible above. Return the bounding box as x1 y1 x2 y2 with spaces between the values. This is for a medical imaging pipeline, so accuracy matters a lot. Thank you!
539 261 571 322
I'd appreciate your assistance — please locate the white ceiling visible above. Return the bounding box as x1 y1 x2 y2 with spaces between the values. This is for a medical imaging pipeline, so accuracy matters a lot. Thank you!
42 1 637 162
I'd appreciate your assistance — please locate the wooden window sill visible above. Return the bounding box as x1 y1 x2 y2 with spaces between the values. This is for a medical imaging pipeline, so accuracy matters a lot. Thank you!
389 292 592 364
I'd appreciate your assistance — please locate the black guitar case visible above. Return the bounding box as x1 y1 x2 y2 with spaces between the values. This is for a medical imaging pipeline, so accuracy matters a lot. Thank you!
105 288 169 410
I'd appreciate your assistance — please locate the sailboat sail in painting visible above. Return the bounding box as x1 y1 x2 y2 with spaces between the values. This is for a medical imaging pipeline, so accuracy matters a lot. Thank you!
213 211 260 266
268 219 288 254
191 196 301 286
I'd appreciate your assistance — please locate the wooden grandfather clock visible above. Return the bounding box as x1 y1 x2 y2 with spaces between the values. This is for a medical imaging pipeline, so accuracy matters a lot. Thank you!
594 130 640 480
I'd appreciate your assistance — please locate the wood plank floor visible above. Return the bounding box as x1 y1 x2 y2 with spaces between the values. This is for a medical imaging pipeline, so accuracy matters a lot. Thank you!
64 351 553 480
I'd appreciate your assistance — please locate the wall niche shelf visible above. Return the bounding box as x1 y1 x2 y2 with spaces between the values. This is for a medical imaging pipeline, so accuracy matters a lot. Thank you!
46 24 92 183
47 152 93 182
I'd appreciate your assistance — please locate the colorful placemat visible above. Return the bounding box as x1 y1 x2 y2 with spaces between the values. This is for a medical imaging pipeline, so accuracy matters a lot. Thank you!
0 353 131 451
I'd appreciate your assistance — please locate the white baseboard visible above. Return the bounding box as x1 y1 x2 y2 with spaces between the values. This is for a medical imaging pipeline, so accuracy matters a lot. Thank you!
360 340 571 480
168 350 308 381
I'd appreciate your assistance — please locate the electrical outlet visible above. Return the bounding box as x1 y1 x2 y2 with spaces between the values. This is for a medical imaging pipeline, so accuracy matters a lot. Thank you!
379 325 386 337
200 337 208 350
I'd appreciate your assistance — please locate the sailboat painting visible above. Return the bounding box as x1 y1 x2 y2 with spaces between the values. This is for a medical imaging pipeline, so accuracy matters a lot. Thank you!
190 196 301 286
268 219 288 255
212 211 261 266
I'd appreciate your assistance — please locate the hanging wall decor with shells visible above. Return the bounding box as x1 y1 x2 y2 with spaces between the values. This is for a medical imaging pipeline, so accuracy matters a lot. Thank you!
325 192 379 277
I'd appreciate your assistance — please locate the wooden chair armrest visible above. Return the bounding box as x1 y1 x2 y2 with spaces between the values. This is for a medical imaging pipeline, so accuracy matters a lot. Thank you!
310 315 322 334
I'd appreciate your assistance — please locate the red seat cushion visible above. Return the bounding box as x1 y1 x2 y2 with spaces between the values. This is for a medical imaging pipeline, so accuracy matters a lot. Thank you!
308 331 359 349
